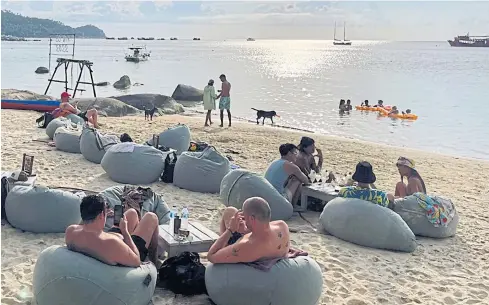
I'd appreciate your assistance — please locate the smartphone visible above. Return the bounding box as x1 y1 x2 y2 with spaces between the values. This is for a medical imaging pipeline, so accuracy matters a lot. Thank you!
113 205 124 226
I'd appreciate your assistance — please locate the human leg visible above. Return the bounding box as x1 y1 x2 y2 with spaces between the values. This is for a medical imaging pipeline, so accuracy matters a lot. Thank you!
227 109 231 127
395 181 407 197
284 176 302 206
132 212 159 264
219 110 224 127
86 109 99 128
124 208 139 234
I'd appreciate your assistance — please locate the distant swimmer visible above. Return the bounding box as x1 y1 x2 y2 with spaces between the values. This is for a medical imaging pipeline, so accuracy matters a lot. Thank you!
374 100 384 108
361 100 369 107
402 109 412 115
388 106 399 115
339 99 347 111
345 99 353 111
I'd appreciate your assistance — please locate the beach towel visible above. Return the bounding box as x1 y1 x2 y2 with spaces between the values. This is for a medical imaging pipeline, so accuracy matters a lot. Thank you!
412 192 456 227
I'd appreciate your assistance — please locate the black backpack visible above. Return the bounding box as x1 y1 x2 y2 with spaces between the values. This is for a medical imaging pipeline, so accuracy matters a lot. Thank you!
157 251 207 296
36 112 54 128
161 152 177 183
1 176 10 220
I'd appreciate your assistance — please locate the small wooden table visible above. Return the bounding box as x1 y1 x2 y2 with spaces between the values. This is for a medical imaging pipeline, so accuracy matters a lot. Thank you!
298 183 340 212
158 221 219 258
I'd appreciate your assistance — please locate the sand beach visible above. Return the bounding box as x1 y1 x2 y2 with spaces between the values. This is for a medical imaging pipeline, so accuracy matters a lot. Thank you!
1 109 489 305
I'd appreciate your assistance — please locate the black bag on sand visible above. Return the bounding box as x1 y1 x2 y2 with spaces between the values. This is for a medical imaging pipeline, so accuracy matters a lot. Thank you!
161 152 177 183
36 112 54 128
157 251 207 296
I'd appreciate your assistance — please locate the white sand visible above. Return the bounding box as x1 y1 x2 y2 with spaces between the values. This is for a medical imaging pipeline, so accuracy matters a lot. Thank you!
2 109 489 305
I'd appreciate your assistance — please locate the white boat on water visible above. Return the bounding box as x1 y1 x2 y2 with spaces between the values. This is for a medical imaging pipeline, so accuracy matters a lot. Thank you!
333 22 352 46
125 46 151 63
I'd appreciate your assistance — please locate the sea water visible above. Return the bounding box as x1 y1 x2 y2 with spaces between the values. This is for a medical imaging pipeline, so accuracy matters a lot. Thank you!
2 39 488 160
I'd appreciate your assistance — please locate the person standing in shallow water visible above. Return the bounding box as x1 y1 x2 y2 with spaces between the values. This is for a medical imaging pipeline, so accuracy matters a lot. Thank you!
216 74 232 127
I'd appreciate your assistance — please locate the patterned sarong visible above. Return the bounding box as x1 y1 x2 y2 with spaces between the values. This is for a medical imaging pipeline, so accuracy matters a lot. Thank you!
413 192 456 227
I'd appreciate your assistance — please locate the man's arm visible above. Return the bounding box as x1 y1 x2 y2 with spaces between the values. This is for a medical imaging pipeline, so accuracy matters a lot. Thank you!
313 149 323 173
107 237 141 267
284 162 309 184
208 239 260 264
207 228 232 263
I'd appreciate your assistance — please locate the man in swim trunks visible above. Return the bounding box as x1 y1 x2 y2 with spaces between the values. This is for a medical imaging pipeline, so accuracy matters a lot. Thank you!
65 195 159 267
208 197 290 264
264 143 310 206
216 74 231 127
54 92 100 128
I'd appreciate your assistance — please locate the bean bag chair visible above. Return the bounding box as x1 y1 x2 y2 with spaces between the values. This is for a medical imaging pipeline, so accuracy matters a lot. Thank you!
66 113 86 125
206 256 323 305
394 195 459 238
146 124 191 155
220 169 293 221
101 143 166 185
80 127 119 164
319 197 417 252
46 117 70 140
173 147 230 194
33 245 157 305
54 126 82 153
99 185 170 231
5 185 81 233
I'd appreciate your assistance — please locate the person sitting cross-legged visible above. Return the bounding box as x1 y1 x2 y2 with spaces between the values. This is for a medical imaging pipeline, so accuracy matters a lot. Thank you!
65 194 159 267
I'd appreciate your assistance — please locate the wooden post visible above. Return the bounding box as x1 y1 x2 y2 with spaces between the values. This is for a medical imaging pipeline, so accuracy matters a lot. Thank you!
72 62 84 98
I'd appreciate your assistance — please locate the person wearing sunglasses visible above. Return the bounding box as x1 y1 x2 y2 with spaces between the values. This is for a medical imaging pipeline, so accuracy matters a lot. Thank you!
395 157 427 198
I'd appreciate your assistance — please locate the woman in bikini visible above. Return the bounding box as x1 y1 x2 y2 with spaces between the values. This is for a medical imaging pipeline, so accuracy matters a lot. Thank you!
54 92 100 128
395 157 427 197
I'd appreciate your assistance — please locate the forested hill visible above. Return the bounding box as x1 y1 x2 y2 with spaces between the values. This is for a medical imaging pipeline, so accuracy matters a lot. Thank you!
1 10 106 38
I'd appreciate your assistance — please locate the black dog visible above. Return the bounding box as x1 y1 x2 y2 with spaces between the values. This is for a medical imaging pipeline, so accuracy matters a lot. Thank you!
143 106 157 121
120 133 133 143
251 108 279 125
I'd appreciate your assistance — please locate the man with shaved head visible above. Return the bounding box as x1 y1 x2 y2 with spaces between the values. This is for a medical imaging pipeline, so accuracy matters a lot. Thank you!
207 197 290 264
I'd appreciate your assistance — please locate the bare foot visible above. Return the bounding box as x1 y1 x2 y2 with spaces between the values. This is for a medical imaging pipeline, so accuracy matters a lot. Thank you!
228 123 231 127
219 124 223 127
205 123 210 127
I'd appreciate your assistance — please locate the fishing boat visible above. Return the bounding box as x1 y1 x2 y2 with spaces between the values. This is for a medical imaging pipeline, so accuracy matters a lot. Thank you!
247 38 255 41
333 22 352 46
448 33 489 47
124 46 151 63
1 99 60 112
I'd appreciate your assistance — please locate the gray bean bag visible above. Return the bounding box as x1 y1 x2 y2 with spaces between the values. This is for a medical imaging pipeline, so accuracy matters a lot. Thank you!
5 185 81 233
101 143 166 185
394 195 459 238
319 197 417 252
54 126 82 153
80 127 119 164
220 169 293 221
66 113 86 125
33 245 157 305
206 256 323 305
146 124 191 155
46 117 70 139
99 185 170 231
173 147 230 194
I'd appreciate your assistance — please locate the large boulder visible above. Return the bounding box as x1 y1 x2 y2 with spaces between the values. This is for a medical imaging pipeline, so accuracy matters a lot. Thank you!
113 75 131 89
35 66 49 74
71 97 140 117
319 197 417 252
171 84 203 102
1 89 54 100
111 94 184 115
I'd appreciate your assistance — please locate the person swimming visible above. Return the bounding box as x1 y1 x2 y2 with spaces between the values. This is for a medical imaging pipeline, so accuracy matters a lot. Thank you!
339 99 347 111
402 109 412 115
345 100 352 111
374 100 384 108
388 106 399 115
361 100 369 107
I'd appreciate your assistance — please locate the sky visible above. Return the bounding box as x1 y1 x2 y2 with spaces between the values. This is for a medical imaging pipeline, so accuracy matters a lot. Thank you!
1 1 488 40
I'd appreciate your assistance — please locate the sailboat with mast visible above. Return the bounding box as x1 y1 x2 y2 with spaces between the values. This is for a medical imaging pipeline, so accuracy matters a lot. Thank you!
333 22 352 46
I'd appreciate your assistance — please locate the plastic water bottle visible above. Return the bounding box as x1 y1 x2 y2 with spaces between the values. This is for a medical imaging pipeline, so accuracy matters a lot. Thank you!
181 207 189 230
169 205 177 230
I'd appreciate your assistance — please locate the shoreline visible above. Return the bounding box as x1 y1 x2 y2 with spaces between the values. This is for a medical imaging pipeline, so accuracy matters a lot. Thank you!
186 108 489 164
2 109 489 305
